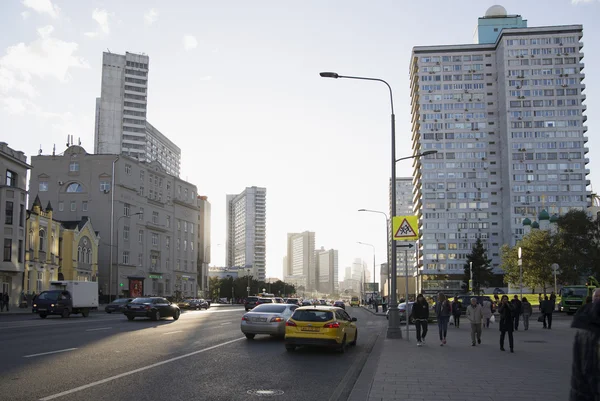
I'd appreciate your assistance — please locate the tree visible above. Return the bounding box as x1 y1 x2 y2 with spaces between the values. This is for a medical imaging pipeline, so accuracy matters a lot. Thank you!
463 238 494 294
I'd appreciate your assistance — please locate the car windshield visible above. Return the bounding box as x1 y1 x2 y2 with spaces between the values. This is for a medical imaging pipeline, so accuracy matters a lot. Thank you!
259 298 273 303
286 299 298 303
131 298 154 304
251 305 287 313
292 310 333 322
37 291 61 301
562 287 588 298
113 298 130 304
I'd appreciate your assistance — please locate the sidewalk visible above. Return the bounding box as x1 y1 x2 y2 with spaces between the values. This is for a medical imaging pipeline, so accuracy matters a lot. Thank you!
351 314 573 401
0 305 108 316
361 305 387 317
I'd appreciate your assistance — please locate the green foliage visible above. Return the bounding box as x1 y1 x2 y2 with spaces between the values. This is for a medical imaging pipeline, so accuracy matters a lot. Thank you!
555 210 600 282
463 238 494 294
210 276 296 300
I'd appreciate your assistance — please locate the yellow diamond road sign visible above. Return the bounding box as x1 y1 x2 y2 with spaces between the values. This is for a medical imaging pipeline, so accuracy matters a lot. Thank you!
392 215 418 241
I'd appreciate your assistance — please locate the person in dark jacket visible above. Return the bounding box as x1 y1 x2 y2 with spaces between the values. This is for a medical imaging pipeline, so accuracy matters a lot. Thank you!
498 295 515 353
435 293 451 346
541 295 555 329
570 288 600 401
511 295 522 330
2 292 8 312
451 297 462 328
410 293 429 347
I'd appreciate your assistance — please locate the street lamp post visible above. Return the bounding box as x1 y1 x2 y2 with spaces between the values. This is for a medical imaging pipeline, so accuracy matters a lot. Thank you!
518 247 523 300
321 71 402 339
246 267 251 297
469 261 473 295
357 242 376 303
358 209 389 298
115 212 143 298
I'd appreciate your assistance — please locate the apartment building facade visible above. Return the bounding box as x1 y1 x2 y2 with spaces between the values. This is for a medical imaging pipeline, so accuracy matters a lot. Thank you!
284 231 315 291
315 247 338 295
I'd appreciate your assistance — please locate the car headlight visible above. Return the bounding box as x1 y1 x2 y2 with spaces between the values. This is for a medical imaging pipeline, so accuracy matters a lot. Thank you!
33 304 37 307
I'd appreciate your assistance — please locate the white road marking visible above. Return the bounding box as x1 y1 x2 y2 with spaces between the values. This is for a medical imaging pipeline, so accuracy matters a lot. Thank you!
39 337 245 400
85 327 112 332
220 322 232 325
161 330 183 335
24 348 78 358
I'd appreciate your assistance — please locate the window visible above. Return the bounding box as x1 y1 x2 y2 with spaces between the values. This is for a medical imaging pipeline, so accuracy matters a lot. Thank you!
100 181 110 192
69 161 79 172
39 181 49 192
177 220 181 230
152 211 159 224
39 230 46 251
19 204 24 227
70 201 76 211
184 240 187 251
123 225 130 241
125 164 131 175
139 230 144 243
177 238 180 250
18 240 23 263
58 201 64 212
5 201 13 225
82 201 88 212
124 203 130 216
140 170 145 182
190 242 194 251
6 170 17 187
184 221 188 232
166 237 170 248
190 224 194 234
66 183 83 192
138 253 143 266
36 272 43 293
3 239 11 261
77 246 82 262
139 207 144 220
166 216 171 228
152 233 158 246
122 251 130 264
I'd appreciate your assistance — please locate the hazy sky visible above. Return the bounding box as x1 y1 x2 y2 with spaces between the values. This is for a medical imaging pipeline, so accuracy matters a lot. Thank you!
1 0 599 283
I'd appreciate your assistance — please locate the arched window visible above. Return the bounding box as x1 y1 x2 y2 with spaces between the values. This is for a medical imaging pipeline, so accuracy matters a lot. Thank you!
77 246 82 262
66 183 84 193
39 230 46 251
88 249 92 264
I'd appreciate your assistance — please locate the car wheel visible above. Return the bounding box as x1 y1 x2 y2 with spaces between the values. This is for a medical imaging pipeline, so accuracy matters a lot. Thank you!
338 335 347 353
285 344 296 352
151 311 160 321
61 309 70 318
351 330 358 346
39 313 47 319
82 309 90 318
173 310 180 320
245 333 255 340
127 315 135 321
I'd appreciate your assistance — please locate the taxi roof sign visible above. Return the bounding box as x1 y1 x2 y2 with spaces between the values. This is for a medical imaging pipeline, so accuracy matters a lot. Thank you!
392 215 418 241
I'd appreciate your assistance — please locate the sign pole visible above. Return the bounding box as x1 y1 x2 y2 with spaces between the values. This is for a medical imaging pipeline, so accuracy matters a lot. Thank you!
405 248 409 341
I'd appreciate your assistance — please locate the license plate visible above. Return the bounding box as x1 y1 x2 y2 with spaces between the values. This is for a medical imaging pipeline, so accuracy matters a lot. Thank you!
37 308 47 311
253 317 267 322
301 327 320 332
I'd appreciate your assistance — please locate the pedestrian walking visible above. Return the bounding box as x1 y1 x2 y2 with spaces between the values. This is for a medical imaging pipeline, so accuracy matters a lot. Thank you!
511 295 522 330
410 294 429 347
451 297 462 328
521 297 532 330
569 288 600 401
435 293 451 346
0 292 4 312
3 292 9 312
538 293 543 312
374 298 379 313
466 297 484 346
382 297 387 313
498 295 514 353
541 295 555 329
482 298 493 328
550 292 556 303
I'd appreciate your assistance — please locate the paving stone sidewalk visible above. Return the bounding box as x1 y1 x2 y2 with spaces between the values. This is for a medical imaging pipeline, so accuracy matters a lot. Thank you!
362 315 573 401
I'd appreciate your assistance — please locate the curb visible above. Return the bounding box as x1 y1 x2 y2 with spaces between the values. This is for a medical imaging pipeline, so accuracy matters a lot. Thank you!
360 306 386 317
347 325 386 401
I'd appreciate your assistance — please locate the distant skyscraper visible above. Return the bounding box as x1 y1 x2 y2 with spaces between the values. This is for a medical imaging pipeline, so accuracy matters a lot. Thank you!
315 247 338 294
94 51 181 176
410 6 589 292
284 231 315 291
226 187 266 281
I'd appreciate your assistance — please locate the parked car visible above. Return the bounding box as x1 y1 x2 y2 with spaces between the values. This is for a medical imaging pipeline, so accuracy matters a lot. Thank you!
493 288 506 295
385 302 414 322
241 304 299 339
105 298 133 313
177 299 194 309
123 297 181 321
244 296 260 311
189 299 210 310
286 298 301 306
333 300 346 310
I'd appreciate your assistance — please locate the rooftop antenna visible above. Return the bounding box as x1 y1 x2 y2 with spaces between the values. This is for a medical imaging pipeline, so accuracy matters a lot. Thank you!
78 137 81 146
52 144 56 156
66 135 69 148
70 135 73 146
38 145 42 155
107 48 111 53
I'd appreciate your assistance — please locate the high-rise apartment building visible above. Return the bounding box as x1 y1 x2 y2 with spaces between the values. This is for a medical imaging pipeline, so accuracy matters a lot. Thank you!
94 51 181 177
226 187 267 281
315 247 338 294
410 6 589 292
284 231 315 291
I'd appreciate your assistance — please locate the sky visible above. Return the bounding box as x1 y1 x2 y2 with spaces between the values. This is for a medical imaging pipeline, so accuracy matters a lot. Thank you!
1 0 599 283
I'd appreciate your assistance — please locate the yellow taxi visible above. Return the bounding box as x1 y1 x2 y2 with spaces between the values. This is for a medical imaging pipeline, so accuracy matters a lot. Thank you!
350 296 360 307
284 305 357 352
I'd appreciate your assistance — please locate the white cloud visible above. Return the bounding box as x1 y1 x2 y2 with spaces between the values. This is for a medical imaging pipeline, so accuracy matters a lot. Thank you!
21 0 60 18
198 76 212 81
183 35 198 50
0 26 89 99
144 8 159 25
85 8 111 38
571 0 597 4
21 11 30 19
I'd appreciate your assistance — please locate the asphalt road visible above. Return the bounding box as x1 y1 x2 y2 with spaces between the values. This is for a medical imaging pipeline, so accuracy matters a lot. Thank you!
0 305 385 401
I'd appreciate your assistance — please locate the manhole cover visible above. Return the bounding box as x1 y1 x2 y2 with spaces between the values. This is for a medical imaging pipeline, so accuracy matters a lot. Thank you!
524 340 548 343
247 389 284 397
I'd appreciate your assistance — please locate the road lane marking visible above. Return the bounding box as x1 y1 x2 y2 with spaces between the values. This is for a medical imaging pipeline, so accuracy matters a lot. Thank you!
85 327 112 332
24 348 78 358
220 322 232 325
161 330 183 335
39 337 245 400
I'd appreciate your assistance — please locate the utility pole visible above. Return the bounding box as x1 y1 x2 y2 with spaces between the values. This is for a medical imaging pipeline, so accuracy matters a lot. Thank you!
397 243 414 341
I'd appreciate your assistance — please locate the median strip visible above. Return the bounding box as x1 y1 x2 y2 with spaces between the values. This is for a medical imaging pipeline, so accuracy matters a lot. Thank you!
24 348 78 358
39 337 245 400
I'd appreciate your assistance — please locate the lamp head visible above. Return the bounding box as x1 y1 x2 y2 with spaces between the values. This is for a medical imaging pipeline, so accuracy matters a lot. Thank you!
421 150 438 156
319 72 339 79
358 209 367 212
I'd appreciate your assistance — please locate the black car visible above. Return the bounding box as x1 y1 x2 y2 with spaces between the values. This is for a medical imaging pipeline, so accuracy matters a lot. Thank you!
286 298 301 306
333 300 345 310
189 299 210 310
123 297 180 321
245 296 259 311
105 298 133 313
452 295 495 315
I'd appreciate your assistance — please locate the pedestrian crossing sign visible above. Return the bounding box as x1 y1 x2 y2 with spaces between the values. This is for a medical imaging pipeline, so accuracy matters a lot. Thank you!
392 215 419 241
